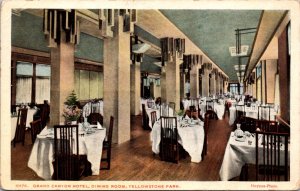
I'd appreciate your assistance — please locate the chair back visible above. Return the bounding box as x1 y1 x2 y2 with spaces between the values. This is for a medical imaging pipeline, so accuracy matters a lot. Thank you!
160 116 179 163
141 104 150 130
240 116 257 133
88 113 103 125
258 105 272 121
255 131 289 181
13 107 28 146
202 111 213 158
197 104 204 121
147 101 154 108
206 100 214 111
256 120 278 132
40 101 50 128
150 111 157 128
107 116 114 146
30 119 42 144
53 124 81 180
235 104 245 123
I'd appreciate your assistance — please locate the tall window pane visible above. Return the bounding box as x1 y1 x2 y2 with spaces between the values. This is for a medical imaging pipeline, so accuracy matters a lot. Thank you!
16 62 33 104
36 64 51 104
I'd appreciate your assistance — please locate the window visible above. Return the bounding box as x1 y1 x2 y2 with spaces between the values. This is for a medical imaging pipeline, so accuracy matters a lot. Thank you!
74 69 103 100
229 83 239 94
15 62 51 104
36 64 51 104
16 61 33 104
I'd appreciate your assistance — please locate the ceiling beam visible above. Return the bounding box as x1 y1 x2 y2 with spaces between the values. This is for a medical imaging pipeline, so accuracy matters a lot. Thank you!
244 10 288 80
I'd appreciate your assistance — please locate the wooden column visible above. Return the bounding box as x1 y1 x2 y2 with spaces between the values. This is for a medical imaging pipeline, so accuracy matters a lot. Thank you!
190 65 200 98
160 68 167 103
210 73 216 96
165 55 180 111
202 68 209 97
278 25 290 122
50 32 75 126
130 62 141 115
180 72 186 99
103 14 131 144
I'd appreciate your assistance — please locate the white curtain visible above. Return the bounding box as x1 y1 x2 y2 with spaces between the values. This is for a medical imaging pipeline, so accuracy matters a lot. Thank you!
16 77 32 104
36 78 50 104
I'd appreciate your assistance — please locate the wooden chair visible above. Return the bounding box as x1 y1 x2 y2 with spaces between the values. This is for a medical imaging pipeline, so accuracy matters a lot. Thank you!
206 100 214 111
239 116 257 133
40 101 50 128
141 104 151 130
150 111 157 128
197 104 204 121
185 105 198 119
101 116 114 170
88 113 103 125
256 120 278 132
52 124 86 180
30 119 42 144
147 101 154 108
254 131 290 181
13 107 28 147
258 105 272 121
168 102 176 113
235 104 245 123
160 116 179 163
202 111 214 159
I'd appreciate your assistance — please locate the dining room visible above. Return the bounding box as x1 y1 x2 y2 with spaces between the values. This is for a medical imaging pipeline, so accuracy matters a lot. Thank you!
1 2 299 190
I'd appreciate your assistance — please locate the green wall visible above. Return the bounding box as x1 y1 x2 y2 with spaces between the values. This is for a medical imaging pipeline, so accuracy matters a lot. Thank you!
12 11 103 63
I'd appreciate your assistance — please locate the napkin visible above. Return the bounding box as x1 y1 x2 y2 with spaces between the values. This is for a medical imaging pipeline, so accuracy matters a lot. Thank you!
97 121 103 129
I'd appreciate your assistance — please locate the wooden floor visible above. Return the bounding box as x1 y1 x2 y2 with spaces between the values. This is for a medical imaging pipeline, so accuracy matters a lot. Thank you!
11 112 233 181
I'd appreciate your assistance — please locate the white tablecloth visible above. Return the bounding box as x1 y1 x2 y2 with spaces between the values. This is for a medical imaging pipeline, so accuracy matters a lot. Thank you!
11 108 37 141
145 106 174 128
151 119 205 163
229 106 277 126
213 103 225 120
219 132 289 181
28 126 106 180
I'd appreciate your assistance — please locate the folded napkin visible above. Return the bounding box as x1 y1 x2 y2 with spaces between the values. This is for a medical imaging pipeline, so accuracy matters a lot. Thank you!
97 121 103 129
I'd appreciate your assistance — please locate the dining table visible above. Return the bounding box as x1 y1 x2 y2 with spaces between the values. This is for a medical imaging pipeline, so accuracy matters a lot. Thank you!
151 116 205 163
229 105 278 126
11 107 37 141
145 105 174 128
27 124 106 180
219 131 289 181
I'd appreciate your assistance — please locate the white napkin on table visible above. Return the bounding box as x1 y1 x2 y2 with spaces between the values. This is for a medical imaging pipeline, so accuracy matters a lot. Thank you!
97 121 103 129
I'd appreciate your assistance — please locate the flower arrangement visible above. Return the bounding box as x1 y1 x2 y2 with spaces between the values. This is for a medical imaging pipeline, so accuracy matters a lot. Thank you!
63 105 81 122
62 91 81 122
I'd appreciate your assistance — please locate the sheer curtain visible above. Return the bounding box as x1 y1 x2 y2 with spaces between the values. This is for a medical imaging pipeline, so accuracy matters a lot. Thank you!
36 78 50 104
16 77 32 104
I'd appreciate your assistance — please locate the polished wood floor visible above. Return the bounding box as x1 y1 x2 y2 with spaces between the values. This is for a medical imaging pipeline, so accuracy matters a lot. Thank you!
11 112 233 181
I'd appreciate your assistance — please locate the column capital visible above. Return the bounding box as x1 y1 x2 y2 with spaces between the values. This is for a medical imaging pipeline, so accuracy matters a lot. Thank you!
160 37 185 65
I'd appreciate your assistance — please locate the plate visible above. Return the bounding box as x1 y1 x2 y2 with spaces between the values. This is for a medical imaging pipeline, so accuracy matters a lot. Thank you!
235 136 246 142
